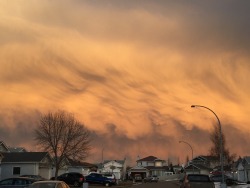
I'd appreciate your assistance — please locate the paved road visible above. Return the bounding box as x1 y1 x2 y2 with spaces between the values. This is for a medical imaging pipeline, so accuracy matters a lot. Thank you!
88 180 180 188
131 180 179 188
85 181 250 188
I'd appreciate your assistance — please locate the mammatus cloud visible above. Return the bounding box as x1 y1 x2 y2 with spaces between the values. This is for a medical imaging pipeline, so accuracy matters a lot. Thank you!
0 0 250 165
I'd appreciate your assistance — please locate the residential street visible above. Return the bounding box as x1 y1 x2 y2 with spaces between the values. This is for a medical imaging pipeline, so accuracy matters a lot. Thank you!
86 181 250 188
87 180 180 188
130 181 179 188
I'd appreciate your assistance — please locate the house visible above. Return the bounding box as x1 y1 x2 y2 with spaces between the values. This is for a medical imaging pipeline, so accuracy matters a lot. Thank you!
50 157 71 177
127 165 149 180
191 155 220 169
184 163 212 175
98 159 127 180
233 156 250 183
67 158 97 176
128 156 170 179
183 155 221 175
0 141 97 179
172 165 183 174
0 152 53 180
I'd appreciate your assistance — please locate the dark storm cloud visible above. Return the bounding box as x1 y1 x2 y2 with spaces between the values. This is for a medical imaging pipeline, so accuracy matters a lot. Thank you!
1 0 250 164
89 119 212 165
70 0 250 54
0 109 41 149
89 117 250 165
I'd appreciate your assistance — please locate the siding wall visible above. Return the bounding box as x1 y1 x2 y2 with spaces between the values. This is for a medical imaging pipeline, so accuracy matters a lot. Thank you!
1 163 38 180
39 167 52 180
68 167 91 175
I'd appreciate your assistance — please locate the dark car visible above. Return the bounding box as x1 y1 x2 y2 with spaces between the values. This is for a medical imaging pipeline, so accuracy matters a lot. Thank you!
210 174 237 186
56 172 84 187
85 172 116 186
0 177 37 188
180 174 215 188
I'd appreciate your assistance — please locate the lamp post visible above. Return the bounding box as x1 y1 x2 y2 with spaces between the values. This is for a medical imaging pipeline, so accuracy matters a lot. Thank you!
179 140 194 174
191 105 226 188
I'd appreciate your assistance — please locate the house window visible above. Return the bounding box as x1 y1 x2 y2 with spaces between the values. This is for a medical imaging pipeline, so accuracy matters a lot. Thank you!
155 161 162 167
13 167 21 175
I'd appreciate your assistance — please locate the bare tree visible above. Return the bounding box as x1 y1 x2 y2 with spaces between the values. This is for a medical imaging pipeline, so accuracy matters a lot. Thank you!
209 124 236 164
186 155 190 165
34 110 91 178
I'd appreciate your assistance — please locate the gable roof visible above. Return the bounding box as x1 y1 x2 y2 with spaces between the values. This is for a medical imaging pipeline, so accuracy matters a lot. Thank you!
128 165 149 172
146 166 170 171
235 156 250 169
103 160 125 165
68 158 97 168
243 156 250 164
185 163 212 170
192 155 218 162
2 152 50 163
0 141 10 152
8 147 27 152
137 156 158 162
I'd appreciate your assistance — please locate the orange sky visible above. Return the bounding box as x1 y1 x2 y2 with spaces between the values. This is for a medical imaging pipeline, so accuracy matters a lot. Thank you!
0 0 250 166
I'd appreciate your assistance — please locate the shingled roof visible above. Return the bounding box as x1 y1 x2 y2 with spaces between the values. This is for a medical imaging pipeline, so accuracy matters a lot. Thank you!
103 159 125 165
2 152 49 163
8 147 27 152
137 156 158 162
68 158 97 168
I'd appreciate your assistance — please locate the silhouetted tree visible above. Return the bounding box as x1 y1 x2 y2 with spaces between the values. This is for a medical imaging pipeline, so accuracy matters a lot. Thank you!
209 124 236 164
169 163 175 174
34 110 91 178
186 155 190 164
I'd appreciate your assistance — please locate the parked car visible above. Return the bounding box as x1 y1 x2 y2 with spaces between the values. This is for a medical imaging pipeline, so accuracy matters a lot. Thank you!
19 175 46 181
28 180 70 188
102 173 117 184
180 174 215 188
85 172 116 186
55 172 84 187
210 174 240 186
144 175 159 183
0 177 37 188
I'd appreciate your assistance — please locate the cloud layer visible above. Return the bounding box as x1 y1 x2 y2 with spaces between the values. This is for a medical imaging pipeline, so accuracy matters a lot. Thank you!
1 0 250 165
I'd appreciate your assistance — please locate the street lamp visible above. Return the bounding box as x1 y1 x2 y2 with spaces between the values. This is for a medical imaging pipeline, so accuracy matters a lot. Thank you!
191 105 226 188
179 140 194 174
